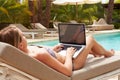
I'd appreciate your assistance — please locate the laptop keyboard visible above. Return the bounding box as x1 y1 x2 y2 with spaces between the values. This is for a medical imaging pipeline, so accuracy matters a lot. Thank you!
63 45 82 50
59 45 85 58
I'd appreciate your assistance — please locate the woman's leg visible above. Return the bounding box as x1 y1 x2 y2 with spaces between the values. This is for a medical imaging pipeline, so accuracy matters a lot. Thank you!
90 37 114 57
73 35 114 70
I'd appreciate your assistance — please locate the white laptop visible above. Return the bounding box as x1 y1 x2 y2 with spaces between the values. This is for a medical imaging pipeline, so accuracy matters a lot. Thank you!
58 23 86 58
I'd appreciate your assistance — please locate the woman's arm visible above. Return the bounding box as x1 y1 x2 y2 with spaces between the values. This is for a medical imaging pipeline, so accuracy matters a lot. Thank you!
52 45 64 52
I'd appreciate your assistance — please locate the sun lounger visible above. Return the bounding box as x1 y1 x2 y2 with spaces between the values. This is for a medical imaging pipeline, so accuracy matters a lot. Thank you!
31 23 57 31
87 18 114 31
31 23 47 30
9 24 47 39
0 42 120 80
53 22 62 30
31 23 58 37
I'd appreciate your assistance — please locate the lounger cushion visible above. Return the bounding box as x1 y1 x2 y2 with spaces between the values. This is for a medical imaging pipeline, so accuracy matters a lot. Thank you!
0 42 120 80
0 42 70 80
88 18 114 31
72 53 120 80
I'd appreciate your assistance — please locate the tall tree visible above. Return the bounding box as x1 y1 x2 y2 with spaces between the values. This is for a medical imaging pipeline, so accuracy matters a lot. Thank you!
44 0 51 28
37 0 42 23
28 0 36 23
106 0 114 24
37 0 51 28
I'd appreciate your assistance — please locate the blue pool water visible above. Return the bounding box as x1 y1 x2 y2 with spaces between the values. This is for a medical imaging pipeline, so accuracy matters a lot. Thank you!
29 40 59 46
29 32 120 51
94 32 120 50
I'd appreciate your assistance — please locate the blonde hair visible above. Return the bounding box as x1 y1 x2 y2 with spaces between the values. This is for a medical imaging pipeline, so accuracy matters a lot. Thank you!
0 25 22 48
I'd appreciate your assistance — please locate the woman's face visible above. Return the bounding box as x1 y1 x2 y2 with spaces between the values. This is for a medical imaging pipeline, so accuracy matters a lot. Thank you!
17 28 28 52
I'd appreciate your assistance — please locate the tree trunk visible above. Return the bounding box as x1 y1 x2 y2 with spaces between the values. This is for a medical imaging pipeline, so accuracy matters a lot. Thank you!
37 0 51 28
44 0 51 28
106 0 114 24
37 0 43 23
28 0 36 23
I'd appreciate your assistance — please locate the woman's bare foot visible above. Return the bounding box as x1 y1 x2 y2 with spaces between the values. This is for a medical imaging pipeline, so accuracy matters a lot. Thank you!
104 49 115 57
89 49 115 57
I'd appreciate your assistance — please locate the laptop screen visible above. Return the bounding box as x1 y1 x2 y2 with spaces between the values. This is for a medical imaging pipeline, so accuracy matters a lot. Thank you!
58 23 86 45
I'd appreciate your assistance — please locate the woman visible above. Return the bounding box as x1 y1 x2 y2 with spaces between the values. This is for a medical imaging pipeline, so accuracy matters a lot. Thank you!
0 25 114 76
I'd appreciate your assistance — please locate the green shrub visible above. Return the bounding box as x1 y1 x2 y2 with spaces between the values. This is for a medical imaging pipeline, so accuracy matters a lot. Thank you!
113 23 120 29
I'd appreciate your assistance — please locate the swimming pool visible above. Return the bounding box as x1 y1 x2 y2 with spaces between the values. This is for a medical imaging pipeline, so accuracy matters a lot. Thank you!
28 32 120 51
94 32 120 50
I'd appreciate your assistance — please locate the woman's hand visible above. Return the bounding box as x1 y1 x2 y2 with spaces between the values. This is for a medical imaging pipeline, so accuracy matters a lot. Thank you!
53 44 64 52
66 47 76 57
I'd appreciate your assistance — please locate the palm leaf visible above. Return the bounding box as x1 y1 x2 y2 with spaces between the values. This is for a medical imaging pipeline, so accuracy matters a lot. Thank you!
0 7 8 14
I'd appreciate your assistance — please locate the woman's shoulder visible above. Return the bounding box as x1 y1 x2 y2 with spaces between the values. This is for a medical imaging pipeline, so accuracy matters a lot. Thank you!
28 46 50 58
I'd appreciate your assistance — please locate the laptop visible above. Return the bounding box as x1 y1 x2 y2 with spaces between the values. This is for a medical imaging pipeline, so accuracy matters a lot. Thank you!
58 23 86 58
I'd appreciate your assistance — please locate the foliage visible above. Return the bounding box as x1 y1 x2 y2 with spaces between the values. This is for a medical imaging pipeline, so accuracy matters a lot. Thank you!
113 9 120 29
0 0 120 29
51 3 104 24
113 23 120 29
115 0 120 3
0 0 31 26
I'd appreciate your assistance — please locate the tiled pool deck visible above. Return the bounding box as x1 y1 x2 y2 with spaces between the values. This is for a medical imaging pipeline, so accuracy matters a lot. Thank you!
27 29 120 43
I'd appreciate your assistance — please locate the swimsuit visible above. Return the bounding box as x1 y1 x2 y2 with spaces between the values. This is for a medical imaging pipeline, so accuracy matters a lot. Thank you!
46 47 75 70
45 47 57 58
30 45 57 58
